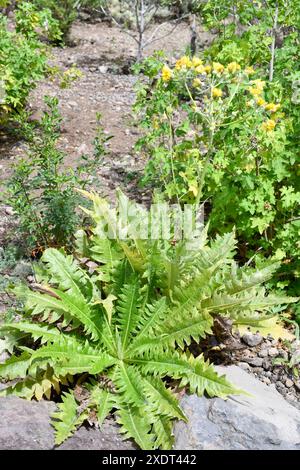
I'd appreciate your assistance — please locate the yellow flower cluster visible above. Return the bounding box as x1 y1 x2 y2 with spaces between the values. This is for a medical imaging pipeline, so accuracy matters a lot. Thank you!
249 79 266 96
261 119 276 132
161 65 172 82
265 103 281 113
226 62 241 73
162 56 255 81
245 66 255 75
212 87 223 98
192 78 202 88
175 56 193 70
213 62 225 74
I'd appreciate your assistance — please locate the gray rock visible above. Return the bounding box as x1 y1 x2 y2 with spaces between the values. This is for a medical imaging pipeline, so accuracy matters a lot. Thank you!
262 358 272 370
244 357 263 367
4 207 15 216
99 65 108 74
0 397 135 450
268 347 279 357
258 349 269 358
0 396 56 450
285 379 294 388
242 332 263 347
173 365 300 450
237 362 251 371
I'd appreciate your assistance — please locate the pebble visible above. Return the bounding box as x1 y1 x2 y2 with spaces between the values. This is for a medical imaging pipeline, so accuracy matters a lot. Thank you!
4 206 15 216
268 347 279 357
99 65 108 74
285 379 294 388
245 357 263 367
262 377 271 385
262 358 271 370
237 362 251 371
242 332 263 347
258 349 269 358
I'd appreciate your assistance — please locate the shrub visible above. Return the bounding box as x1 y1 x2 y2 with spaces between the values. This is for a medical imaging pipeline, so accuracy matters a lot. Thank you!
0 14 47 122
6 97 108 251
0 190 296 449
32 0 78 43
134 53 300 296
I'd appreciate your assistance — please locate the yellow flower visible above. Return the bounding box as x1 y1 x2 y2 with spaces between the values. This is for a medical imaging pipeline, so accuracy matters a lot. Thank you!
213 62 225 74
226 62 241 73
192 78 202 88
251 79 265 91
256 97 267 107
245 66 255 75
195 64 206 74
246 100 254 107
212 87 223 98
192 57 203 67
265 102 281 113
175 56 193 70
204 65 212 74
162 65 172 82
249 86 263 96
261 119 276 132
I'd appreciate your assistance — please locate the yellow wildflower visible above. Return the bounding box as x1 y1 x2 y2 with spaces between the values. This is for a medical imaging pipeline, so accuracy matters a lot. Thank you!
226 62 241 73
175 56 193 70
256 97 267 107
245 66 255 75
265 102 281 113
204 65 212 74
192 57 203 67
246 100 254 107
261 119 276 132
195 64 206 74
249 86 263 96
161 65 172 82
193 78 202 88
251 79 265 91
212 87 223 98
213 62 225 74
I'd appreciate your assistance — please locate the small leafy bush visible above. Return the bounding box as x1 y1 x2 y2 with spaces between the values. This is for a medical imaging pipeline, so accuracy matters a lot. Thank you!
32 0 78 43
0 191 297 449
0 14 47 121
15 2 62 42
6 97 108 251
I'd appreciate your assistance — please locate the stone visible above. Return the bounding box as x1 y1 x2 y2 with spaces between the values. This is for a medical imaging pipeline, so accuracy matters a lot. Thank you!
173 365 300 450
285 379 294 388
242 332 263 347
0 397 135 450
244 357 263 367
262 358 272 370
4 206 15 216
268 347 279 357
99 65 108 74
237 362 251 371
258 349 269 358
262 377 271 385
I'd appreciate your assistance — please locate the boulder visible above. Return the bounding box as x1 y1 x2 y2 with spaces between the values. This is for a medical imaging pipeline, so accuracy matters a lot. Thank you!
173 365 300 450
0 396 135 450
